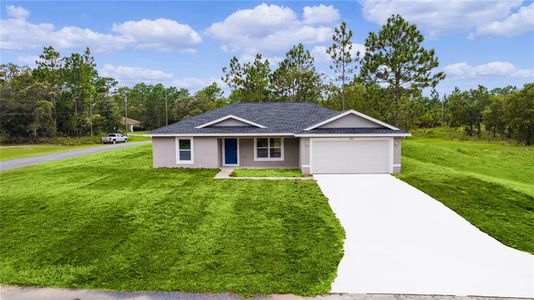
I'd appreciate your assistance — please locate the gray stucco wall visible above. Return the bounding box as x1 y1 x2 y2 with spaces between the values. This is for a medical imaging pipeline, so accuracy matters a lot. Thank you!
393 137 402 173
319 114 383 128
152 136 403 172
238 138 299 168
152 136 219 168
152 137 176 168
212 119 251 126
299 137 310 174
194 137 220 168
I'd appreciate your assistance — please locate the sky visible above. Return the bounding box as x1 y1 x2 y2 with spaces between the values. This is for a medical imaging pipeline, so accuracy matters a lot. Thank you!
1 0 533 96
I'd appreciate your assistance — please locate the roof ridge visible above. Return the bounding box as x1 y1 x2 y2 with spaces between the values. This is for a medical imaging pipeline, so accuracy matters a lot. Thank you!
233 101 322 105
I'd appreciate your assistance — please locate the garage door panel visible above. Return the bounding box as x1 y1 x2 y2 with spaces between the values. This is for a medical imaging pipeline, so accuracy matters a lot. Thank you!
311 139 392 174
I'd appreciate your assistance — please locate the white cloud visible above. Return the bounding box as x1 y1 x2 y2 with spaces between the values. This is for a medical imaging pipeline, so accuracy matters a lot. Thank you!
303 4 340 24
0 17 129 51
16 55 39 66
443 62 473 77
1 18 56 51
359 0 524 36
55 26 129 52
111 18 202 51
171 77 225 91
311 43 365 63
472 2 534 38
0 6 201 52
6 5 29 19
238 53 283 65
443 61 534 78
206 3 333 55
100 64 173 85
311 46 331 62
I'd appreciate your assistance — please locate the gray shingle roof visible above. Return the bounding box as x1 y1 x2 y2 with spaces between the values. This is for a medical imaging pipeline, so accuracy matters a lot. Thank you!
149 102 405 135
150 102 337 134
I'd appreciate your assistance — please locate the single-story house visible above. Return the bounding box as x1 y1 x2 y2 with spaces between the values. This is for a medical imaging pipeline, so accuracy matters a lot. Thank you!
148 102 410 174
122 117 142 132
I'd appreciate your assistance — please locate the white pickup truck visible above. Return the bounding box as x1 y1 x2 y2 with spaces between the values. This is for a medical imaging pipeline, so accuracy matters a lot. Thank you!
101 133 128 144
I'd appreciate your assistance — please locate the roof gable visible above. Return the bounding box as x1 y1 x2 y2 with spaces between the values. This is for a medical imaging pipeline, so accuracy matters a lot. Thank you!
195 115 266 129
317 113 384 128
304 110 399 131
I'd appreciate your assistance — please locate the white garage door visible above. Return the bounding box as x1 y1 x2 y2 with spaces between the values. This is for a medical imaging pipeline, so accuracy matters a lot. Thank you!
311 138 393 174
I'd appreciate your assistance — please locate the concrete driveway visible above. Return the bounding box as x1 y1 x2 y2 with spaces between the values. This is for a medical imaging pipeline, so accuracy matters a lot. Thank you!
314 174 534 298
0 141 150 171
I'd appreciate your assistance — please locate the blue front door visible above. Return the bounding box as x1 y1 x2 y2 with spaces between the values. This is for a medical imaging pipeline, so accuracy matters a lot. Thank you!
224 138 238 165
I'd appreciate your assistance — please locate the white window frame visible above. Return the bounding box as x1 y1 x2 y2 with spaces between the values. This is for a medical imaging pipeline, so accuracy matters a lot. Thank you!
254 137 284 161
176 137 194 164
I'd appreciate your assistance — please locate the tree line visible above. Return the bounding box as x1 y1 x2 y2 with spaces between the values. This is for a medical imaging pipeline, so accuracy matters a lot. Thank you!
0 47 227 142
1 15 532 144
446 85 533 144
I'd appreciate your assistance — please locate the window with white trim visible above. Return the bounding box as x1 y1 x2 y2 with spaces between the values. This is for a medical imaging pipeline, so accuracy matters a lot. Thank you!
177 138 193 163
255 138 284 161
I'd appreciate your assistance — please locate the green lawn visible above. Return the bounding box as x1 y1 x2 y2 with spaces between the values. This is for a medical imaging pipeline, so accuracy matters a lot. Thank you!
0 144 344 296
397 137 534 253
231 168 303 177
0 144 104 161
127 132 152 142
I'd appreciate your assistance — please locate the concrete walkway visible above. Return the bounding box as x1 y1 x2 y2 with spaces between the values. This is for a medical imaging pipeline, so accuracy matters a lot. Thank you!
214 167 235 178
0 141 150 171
314 174 534 298
0 286 526 300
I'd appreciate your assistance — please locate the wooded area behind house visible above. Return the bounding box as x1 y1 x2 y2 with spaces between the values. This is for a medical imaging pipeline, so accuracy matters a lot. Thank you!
1 15 533 144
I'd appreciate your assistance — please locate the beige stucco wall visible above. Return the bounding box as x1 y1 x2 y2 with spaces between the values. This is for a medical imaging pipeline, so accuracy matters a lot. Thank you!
238 138 299 168
319 114 383 128
152 136 219 168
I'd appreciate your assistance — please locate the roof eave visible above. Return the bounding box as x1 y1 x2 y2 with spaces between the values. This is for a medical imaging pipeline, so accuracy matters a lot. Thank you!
146 132 411 137
147 133 294 137
294 133 411 137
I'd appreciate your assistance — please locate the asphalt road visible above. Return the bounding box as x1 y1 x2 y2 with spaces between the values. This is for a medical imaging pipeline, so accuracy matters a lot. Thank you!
0 285 523 300
0 141 150 171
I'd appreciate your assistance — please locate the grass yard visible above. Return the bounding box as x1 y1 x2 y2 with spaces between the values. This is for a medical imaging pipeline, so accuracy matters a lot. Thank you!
231 168 303 177
0 144 104 161
127 132 152 142
0 144 344 296
397 137 534 253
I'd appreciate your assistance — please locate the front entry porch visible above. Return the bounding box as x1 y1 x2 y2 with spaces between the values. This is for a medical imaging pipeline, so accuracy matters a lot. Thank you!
218 137 299 169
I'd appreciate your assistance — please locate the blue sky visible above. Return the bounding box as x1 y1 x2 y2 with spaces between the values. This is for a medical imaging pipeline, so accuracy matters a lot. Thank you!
1 0 533 96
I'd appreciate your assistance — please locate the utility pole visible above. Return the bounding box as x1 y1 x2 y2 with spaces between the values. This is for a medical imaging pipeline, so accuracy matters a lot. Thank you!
89 96 93 136
124 93 128 133
441 93 446 126
165 89 168 126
